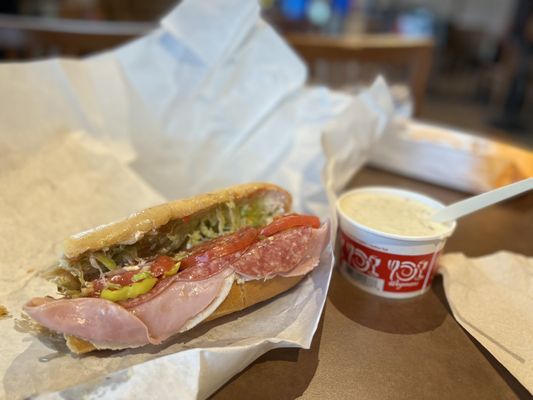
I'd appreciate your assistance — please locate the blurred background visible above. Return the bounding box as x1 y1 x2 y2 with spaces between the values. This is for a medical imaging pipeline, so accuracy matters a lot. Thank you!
0 0 531 149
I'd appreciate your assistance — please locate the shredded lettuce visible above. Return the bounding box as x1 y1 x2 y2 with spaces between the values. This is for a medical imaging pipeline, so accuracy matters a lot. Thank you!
94 253 117 270
52 197 283 296
43 267 82 296
199 221 217 239
186 230 203 248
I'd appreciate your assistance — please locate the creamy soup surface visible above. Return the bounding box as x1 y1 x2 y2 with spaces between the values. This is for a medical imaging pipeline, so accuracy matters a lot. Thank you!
340 192 451 237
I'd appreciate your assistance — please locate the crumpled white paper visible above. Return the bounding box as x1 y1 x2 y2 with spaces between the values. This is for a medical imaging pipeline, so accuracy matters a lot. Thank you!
0 0 393 399
369 118 533 194
439 252 533 393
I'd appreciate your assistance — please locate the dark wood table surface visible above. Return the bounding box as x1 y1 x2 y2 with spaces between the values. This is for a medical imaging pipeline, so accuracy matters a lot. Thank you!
212 167 533 400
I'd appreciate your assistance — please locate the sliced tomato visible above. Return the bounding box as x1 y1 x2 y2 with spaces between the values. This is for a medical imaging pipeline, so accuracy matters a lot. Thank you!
90 279 106 294
90 269 138 294
259 214 320 237
180 227 259 269
107 270 138 286
149 255 177 277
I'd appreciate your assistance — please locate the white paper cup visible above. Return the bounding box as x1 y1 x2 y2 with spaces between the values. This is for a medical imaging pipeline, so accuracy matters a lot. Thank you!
336 187 456 299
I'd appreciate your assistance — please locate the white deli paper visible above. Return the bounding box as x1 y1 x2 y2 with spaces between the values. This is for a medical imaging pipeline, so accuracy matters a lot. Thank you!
0 0 393 399
439 252 533 393
369 118 533 194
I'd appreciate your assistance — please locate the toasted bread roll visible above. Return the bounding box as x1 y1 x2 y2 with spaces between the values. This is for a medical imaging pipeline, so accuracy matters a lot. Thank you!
26 183 326 354
64 182 291 259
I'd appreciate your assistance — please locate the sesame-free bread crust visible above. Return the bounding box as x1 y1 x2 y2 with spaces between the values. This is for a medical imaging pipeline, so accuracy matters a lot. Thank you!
206 274 304 321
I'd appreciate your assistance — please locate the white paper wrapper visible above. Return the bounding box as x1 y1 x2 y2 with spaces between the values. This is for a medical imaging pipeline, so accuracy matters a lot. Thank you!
369 119 533 194
0 1 393 398
439 252 533 394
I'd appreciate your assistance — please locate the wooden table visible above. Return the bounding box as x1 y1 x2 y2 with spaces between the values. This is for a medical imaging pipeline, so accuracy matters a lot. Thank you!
212 167 532 399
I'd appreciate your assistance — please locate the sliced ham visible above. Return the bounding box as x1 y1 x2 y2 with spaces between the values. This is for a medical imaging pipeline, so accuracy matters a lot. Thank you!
128 269 234 343
23 297 153 347
23 269 235 347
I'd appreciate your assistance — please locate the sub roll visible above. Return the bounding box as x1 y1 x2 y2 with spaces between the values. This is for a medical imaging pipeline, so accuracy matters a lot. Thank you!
24 183 329 353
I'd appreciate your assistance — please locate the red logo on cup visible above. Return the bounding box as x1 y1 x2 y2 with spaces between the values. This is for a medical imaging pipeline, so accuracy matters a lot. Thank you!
340 231 440 293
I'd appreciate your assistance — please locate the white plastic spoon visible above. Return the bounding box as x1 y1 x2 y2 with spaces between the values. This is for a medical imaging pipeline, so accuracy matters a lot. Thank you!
432 178 533 223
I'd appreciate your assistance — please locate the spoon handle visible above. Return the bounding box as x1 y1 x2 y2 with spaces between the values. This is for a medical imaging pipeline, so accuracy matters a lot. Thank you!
432 178 533 223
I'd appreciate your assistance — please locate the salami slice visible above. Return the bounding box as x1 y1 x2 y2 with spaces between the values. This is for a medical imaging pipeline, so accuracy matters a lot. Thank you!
120 224 327 308
177 251 242 281
281 223 329 277
232 226 315 278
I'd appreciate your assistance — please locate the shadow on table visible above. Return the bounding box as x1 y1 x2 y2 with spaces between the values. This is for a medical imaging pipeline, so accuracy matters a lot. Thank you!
328 267 447 334
432 276 532 399
210 316 324 400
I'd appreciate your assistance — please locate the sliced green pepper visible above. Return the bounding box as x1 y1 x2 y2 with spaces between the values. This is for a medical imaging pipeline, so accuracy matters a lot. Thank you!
164 262 181 277
131 271 152 282
94 253 117 271
100 277 157 302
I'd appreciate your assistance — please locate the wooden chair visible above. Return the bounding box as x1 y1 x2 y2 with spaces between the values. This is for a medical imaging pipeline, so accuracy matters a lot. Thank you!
285 33 434 115
0 13 155 58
